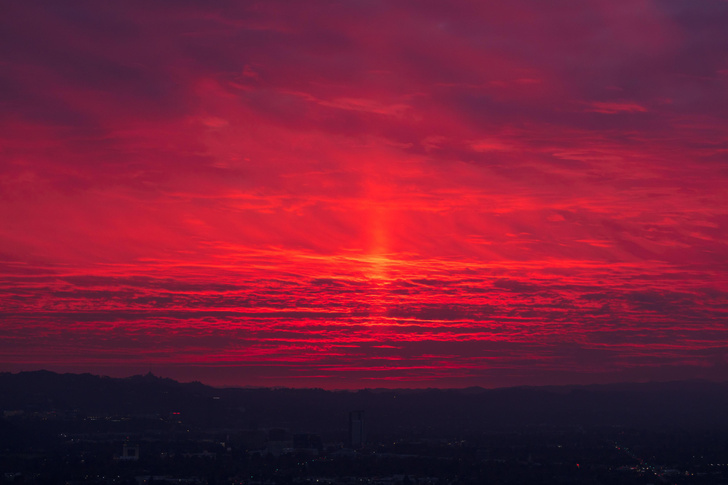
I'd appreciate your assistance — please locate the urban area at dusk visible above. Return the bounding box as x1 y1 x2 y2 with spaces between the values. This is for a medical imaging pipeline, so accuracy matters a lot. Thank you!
2 1 728 483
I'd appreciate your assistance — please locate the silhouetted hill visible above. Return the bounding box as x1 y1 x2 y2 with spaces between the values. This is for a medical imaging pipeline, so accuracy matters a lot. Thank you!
2 371 728 439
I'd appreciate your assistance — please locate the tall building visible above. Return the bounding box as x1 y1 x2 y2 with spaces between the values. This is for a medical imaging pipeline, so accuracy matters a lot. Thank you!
349 410 364 449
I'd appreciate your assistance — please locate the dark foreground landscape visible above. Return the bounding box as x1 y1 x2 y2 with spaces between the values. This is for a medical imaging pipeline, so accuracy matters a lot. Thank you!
2 371 728 484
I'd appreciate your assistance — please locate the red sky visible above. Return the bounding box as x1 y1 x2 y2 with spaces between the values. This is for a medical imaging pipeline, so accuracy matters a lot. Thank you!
2 1 728 388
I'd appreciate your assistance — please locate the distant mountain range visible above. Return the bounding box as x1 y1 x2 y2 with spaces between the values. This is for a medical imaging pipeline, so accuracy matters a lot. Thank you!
2 371 728 438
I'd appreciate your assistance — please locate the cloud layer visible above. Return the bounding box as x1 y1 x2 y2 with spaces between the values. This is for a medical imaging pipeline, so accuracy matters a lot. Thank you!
1 0 728 387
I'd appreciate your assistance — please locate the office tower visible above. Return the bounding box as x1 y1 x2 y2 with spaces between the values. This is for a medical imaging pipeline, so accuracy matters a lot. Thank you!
349 410 364 449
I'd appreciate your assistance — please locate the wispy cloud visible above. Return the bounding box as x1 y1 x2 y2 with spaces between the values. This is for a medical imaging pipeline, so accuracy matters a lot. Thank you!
1 0 728 387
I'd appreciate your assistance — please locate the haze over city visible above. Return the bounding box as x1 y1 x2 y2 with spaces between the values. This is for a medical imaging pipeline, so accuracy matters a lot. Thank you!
2 1 728 389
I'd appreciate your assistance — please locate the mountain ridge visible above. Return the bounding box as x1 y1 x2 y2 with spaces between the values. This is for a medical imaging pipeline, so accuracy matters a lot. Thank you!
3 370 728 437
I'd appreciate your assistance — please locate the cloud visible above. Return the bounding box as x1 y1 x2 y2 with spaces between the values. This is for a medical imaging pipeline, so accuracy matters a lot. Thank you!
1 0 727 387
